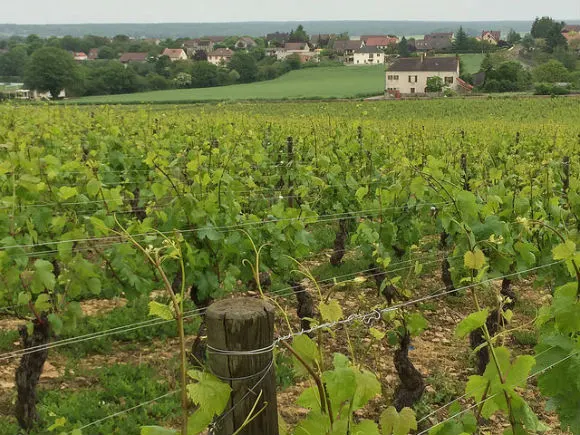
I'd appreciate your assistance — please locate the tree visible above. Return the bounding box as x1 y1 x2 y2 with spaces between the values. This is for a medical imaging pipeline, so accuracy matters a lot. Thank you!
426 76 444 92
228 52 258 83
284 54 302 70
0 44 29 77
24 47 78 98
97 46 117 59
192 50 208 61
190 61 218 87
174 72 192 88
398 37 410 57
521 34 536 51
552 47 577 71
545 26 567 52
288 25 309 43
96 61 142 94
531 17 563 39
533 59 570 83
507 29 522 44
155 55 172 78
484 61 532 92
453 26 470 52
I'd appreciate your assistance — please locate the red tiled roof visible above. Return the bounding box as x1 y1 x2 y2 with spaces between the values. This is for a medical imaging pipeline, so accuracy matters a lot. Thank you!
563 25 580 33
119 52 149 62
284 42 309 51
209 48 233 57
162 48 186 58
365 37 391 47
456 77 474 92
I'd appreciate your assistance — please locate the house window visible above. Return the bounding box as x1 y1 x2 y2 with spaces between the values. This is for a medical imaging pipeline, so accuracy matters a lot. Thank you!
445 77 454 84
393 75 399 80
409 75 418 83
410 88 416 93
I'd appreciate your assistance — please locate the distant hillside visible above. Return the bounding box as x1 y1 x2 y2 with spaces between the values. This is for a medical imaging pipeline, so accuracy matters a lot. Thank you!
2 20 578 39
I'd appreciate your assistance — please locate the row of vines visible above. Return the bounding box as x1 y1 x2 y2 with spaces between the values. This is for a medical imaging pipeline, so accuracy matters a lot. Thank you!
0 98 579 435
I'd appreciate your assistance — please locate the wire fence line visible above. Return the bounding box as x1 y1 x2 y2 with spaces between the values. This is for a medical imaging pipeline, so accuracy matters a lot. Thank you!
0 202 449 252
0 251 456 361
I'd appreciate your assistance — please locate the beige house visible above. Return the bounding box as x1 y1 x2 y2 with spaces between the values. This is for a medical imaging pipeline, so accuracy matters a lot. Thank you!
352 46 384 65
481 31 501 45
162 48 188 61
235 37 257 49
385 55 460 95
207 48 234 65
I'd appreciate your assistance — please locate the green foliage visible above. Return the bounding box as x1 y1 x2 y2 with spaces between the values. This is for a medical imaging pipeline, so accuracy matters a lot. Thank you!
24 47 78 98
398 37 410 57
532 60 570 83
426 76 444 93
507 29 522 44
228 52 258 83
288 25 309 43
455 309 489 338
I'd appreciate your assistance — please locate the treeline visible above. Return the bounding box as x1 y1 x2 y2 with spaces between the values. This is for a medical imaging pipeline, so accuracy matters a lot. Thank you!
0 32 334 97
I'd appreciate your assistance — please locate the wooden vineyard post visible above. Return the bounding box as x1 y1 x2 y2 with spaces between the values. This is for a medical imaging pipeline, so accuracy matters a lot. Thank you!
206 298 279 435
286 136 294 208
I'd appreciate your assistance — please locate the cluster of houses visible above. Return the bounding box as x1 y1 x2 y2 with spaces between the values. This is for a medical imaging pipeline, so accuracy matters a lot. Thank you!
66 29 519 68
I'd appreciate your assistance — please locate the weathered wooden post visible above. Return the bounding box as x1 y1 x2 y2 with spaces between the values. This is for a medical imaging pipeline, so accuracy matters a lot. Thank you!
206 298 279 435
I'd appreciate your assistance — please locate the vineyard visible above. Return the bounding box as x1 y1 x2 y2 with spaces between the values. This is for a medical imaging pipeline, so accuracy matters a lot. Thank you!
0 98 579 435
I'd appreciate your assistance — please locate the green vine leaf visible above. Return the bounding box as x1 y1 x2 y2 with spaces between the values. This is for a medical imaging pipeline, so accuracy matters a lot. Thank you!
140 426 178 435
186 370 231 415
455 309 489 338
148 301 174 321
319 300 343 323
552 240 576 261
464 249 486 270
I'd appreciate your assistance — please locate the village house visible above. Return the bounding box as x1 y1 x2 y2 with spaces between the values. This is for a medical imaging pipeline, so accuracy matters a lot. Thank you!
183 39 214 56
562 25 580 47
87 48 99 60
352 46 385 65
265 47 287 59
119 52 149 63
414 32 454 51
310 34 333 47
333 39 363 64
481 31 501 45
73 52 88 61
385 55 460 95
162 48 188 61
207 48 233 65
284 42 310 54
235 37 257 49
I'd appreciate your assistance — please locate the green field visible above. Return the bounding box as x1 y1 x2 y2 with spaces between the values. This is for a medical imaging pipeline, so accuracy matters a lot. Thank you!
78 65 385 104
76 54 486 105
441 53 485 74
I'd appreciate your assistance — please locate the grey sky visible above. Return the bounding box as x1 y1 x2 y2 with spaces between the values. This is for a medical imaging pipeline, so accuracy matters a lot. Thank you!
2 0 579 24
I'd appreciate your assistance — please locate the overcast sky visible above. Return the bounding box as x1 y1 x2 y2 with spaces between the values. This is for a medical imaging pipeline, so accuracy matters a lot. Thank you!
2 0 579 24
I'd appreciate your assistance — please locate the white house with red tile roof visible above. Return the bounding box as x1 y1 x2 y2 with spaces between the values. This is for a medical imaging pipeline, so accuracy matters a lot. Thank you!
73 52 88 61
